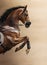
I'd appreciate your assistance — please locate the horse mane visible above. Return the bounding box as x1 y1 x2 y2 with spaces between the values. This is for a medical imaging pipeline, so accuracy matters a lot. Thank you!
0 6 25 25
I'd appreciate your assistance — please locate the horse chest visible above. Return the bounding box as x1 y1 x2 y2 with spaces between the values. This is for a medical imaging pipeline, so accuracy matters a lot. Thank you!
3 25 20 35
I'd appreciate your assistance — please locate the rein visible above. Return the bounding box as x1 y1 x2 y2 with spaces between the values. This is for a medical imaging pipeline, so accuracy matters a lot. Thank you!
15 23 24 26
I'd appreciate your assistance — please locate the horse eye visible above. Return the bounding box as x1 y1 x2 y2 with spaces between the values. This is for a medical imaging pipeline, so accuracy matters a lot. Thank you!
24 14 28 16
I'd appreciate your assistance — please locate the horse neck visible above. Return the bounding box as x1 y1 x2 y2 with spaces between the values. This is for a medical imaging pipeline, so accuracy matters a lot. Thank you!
4 16 20 30
3 9 22 30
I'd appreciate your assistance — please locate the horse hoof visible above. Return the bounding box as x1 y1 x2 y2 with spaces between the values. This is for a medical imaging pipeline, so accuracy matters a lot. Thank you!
26 49 30 54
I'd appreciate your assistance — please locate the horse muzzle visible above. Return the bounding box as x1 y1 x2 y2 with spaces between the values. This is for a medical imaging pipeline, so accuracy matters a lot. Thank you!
25 21 31 28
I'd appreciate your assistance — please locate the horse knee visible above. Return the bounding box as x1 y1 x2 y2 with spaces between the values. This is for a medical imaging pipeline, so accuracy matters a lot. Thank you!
24 36 29 41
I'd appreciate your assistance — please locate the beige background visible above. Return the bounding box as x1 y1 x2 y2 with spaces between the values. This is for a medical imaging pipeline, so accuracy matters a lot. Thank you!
0 0 47 65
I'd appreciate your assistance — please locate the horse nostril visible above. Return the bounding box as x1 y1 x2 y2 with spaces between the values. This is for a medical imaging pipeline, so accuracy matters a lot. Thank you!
30 22 31 25
25 22 31 28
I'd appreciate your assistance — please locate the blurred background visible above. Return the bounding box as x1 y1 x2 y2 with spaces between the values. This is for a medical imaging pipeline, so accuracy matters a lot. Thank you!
0 0 47 65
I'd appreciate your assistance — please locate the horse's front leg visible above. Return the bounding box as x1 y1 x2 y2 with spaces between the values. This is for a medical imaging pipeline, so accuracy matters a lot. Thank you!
14 36 31 54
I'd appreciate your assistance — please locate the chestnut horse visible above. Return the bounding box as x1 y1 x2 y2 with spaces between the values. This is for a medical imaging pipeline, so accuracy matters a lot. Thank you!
0 5 31 54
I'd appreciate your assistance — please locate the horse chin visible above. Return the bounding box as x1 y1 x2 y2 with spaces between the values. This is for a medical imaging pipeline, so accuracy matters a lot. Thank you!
25 22 31 28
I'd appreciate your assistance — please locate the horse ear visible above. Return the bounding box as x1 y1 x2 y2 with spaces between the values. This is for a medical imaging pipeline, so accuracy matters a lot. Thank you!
20 5 27 15
22 5 27 13
19 5 27 15
25 5 27 9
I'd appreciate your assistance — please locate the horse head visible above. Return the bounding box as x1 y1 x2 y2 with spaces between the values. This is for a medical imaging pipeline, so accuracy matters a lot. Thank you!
18 5 31 28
